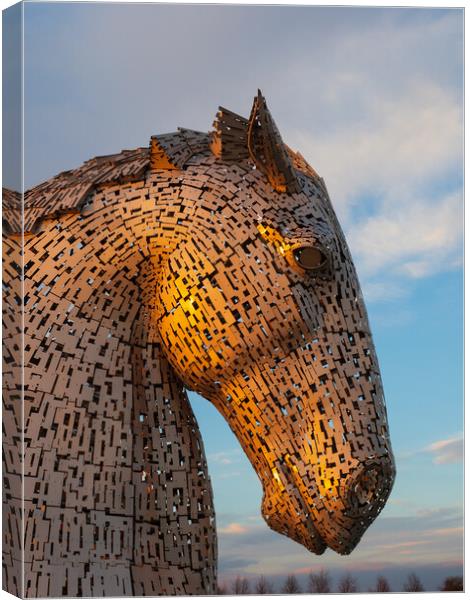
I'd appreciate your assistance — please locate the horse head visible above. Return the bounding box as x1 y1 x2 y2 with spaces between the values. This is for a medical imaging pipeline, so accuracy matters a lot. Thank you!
2 91 397 598
155 91 396 555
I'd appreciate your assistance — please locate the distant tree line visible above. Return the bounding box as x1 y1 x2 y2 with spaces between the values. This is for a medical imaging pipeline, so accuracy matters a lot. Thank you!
216 570 463 594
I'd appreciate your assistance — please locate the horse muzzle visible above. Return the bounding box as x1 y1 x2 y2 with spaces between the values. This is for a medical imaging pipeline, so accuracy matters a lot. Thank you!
261 453 395 555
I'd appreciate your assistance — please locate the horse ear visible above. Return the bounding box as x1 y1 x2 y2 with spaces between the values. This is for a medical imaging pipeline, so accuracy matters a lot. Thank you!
247 90 301 194
210 107 250 162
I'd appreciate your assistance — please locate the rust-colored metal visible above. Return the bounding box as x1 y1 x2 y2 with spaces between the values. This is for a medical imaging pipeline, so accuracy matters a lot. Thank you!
2 92 395 597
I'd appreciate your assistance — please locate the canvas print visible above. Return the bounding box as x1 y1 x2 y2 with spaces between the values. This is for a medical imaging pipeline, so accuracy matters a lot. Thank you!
2 2 463 597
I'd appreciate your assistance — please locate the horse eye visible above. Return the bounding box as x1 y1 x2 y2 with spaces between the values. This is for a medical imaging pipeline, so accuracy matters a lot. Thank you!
293 246 326 271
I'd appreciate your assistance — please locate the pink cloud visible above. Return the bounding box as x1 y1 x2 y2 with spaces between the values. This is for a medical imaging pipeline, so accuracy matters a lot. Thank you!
219 523 249 535
425 436 463 464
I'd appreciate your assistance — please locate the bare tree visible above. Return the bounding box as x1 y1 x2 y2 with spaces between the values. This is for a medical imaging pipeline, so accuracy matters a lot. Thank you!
338 573 359 593
403 573 424 592
369 575 391 592
216 583 228 594
282 574 302 594
308 569 331 593
232 576 250 594
440 576 463 591
255 576 274 594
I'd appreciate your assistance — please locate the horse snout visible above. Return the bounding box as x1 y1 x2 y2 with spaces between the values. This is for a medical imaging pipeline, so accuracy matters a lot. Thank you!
321 455 395 555
260 454 395 556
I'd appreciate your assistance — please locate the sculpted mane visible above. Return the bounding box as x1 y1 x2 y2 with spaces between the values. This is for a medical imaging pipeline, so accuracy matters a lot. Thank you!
3 108 321 236
3 146 150 235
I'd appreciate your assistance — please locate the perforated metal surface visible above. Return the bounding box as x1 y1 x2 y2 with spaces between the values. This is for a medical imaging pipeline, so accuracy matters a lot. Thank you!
2 93 395 597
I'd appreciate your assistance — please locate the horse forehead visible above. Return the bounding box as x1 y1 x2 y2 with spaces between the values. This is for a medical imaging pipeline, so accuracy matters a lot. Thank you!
198 160 332 230
259 197 331 231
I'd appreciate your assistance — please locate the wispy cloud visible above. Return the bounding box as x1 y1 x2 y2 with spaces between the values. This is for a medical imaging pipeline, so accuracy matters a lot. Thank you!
218 471 242 480
432 527 463 537
397 434 464 464
376 540 430 551
294 83 462 213
361 280 407 303
348 190 463 281
425 435 463 464
208 449 243 466
219 522 250 535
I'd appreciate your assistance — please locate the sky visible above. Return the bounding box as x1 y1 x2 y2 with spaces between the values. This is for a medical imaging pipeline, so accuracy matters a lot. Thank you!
5 1 464 593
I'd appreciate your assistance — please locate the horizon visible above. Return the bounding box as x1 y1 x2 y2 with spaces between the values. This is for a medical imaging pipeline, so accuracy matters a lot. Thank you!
215 563 462 593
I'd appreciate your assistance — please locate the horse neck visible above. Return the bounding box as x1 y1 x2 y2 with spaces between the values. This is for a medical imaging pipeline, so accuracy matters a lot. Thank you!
13 181 216 596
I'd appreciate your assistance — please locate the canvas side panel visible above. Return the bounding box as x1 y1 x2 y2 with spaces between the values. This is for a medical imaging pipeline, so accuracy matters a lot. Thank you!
3 2 24 598
3 2 22 192
2 229 24 600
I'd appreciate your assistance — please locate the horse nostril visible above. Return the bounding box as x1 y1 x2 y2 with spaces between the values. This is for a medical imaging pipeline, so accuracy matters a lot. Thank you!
353 467 381 504
345 459 394 517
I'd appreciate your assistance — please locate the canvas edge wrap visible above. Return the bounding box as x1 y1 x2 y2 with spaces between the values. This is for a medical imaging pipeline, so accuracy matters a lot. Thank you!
3 2 25 597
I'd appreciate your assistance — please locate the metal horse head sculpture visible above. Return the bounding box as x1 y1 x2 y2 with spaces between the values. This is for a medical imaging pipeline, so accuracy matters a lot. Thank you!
2 92 395 597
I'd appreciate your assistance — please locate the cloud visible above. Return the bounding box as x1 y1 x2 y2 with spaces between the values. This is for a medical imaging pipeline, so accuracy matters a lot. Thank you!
219 522 250 535
432 527 463 537
360 280 407 303
293 83 462 213
218 471 242 480
347 190 463 280
377 540 429 551
208 449 243 466
218 557 254 572
425 435 463 464
397 435 464 465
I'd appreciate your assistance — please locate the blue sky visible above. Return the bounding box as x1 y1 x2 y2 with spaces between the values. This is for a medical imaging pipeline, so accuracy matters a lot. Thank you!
11 1 464 592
